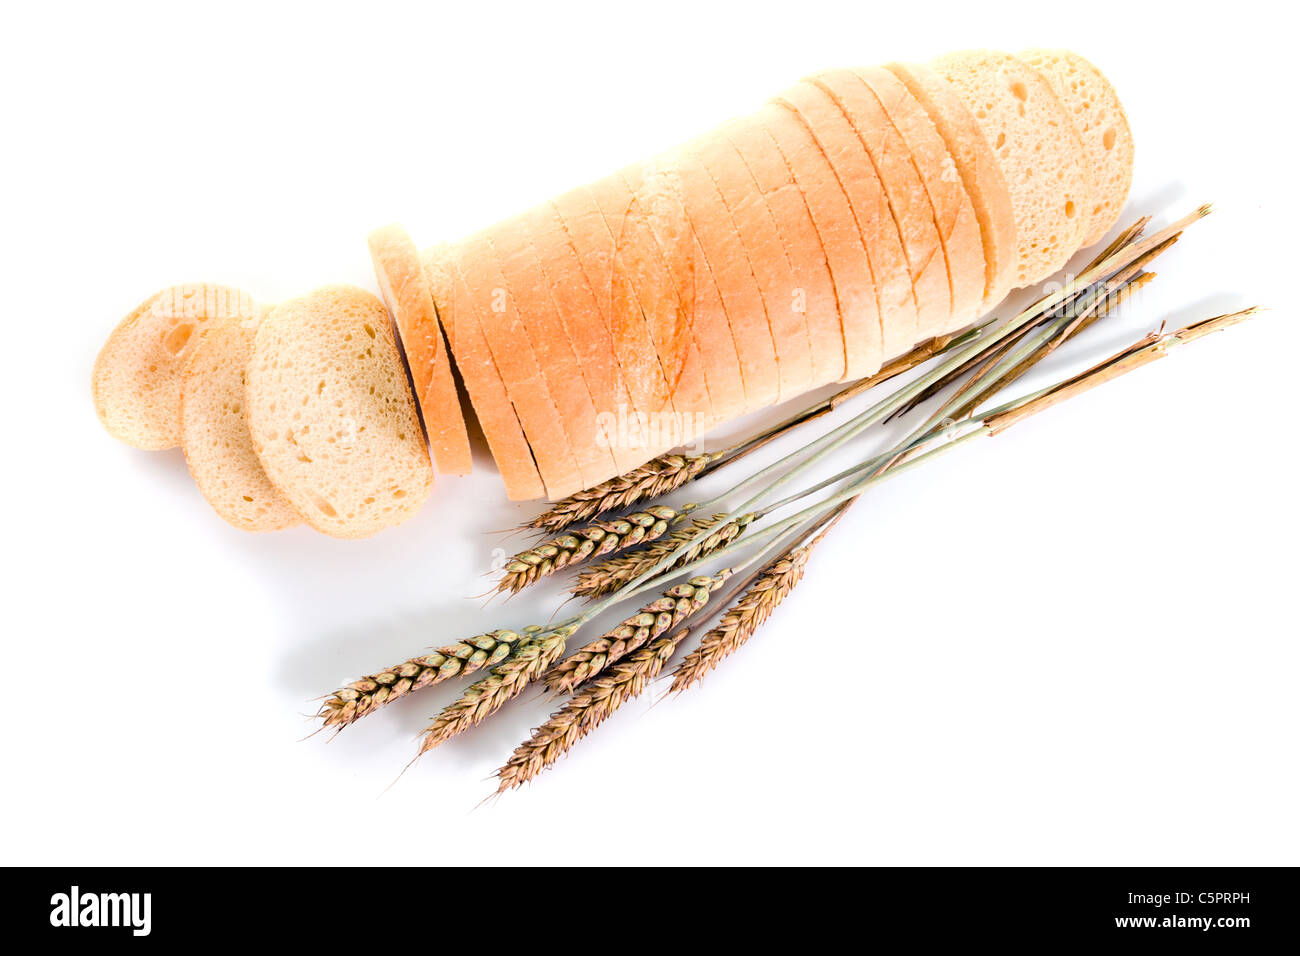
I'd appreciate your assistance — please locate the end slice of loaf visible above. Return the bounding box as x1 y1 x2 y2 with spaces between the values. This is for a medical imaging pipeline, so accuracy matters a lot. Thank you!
93 283 259 449
245 285 433 538
368 224 473 476
180 316 303 532
1018 49 1134 246
931 50 1093 287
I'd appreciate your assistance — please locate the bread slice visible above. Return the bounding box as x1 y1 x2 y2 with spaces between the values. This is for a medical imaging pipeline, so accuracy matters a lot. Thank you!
671 148 782 409
461 231 585 498
1018 49 1134 246
368 225 473 477
687 130 815 400
490 210 621 487
614 161 716 436
853 66 986 329
180 316 303 532
244 285 434 537
425 246 546 501
930 50 1093 287
93 283 260 449
721 113 847 388
525 202 648 473
885 61 1018 309
766 90 900 373
552 184 674 429
798 74 951 348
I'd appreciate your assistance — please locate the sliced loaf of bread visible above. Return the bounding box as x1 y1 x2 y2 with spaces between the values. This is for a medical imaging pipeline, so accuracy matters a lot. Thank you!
180 316 303 532
93 283 259 449
245 285 433 538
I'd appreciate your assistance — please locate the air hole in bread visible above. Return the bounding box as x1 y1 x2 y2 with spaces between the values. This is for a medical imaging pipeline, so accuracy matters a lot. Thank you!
1009 80 1029 101
1102 127 1117 150
310 494 337 518
242 495 254 502
1065 201 1076 218
163 323 194 355
363 324 377 339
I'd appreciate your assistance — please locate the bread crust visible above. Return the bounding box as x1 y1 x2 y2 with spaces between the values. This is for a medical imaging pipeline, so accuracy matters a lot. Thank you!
799 75 951 349
762 97 887 377
491 209 620 487
885 61 1018 310
672 147 782 410
721 113 847 388
528 201 644 474
613 162 716 434
463 231 583 498
854 66 986 329
689 129 815 401
368 225 473 476
429 245 546 500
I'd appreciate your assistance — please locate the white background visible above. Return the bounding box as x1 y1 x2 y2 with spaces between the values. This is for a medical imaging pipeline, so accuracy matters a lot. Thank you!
3 0 1296 866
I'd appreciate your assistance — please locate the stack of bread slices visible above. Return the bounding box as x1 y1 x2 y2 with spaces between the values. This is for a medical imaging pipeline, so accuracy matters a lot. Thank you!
92 48 1132 538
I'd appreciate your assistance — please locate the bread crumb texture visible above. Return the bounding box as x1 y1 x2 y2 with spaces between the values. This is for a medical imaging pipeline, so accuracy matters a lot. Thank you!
244 285 433 538
180 318 303 532
93 283 259 449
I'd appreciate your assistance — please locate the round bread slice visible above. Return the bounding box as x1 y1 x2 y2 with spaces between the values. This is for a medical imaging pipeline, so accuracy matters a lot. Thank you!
1017 49 1134 247
245 285 434 538
368 224 473 477
180 316 303 532
885 61 1019 309
93 283 260 449
931 50 1094 287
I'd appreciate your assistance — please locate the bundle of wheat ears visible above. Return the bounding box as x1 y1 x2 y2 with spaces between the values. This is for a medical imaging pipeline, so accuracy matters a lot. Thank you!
315 205 1262 796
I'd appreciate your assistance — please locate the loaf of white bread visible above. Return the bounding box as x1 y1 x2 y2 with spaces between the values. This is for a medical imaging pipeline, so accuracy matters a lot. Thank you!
92 49 1133 537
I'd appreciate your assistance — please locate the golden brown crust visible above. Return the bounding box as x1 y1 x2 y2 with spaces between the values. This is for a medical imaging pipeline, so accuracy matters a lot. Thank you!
368 225 473 477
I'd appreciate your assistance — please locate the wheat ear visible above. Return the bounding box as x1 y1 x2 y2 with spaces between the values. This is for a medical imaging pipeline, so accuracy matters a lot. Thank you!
317 629 533 730
668 540 819 694
526 454 714 534
494 628 686 793
570 514 751 599
543 572 730 694
496 506 684 595
416 623 580 754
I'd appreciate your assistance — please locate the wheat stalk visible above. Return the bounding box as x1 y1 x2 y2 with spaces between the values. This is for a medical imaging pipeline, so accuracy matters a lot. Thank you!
526 454 715 534
316 628 533 729
570 513 751 599
522 332 980 538
543 571 730 694
494 628 686 793
669 539 819 694
416 622 580 754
